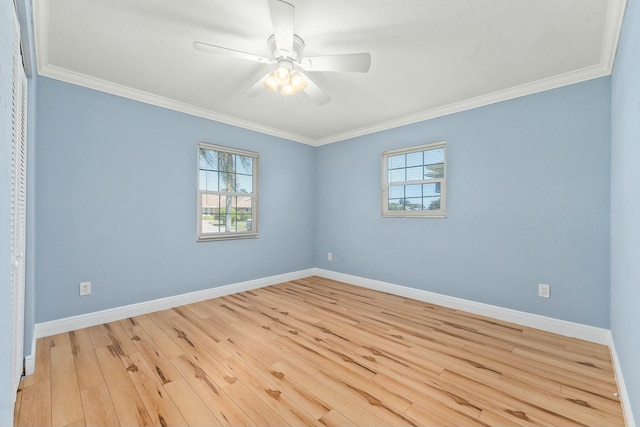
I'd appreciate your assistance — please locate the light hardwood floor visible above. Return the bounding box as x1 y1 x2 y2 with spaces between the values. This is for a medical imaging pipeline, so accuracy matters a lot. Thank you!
15 276 625 426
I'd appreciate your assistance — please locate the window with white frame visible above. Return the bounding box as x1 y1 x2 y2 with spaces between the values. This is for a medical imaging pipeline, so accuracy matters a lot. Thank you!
382 141 446 217
198 143 258 240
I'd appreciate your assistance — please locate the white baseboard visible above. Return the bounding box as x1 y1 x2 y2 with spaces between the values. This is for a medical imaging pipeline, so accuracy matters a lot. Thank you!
31 267 611 344
609 333 637 427
313 269 636 425
33 268 315 340
311 268 611 345
24 334 36 376
25 266 632 426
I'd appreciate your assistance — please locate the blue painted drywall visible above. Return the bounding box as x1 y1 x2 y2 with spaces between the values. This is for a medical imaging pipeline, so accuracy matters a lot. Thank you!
34 77 315 322
315 78 611 328
611 0 640 423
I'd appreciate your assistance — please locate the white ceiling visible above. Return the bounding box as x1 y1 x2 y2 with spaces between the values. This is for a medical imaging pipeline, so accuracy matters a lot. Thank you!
33 0 625 146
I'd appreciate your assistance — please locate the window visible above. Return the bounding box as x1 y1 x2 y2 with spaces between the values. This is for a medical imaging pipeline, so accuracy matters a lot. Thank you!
382 141 446 217
198 143 258 240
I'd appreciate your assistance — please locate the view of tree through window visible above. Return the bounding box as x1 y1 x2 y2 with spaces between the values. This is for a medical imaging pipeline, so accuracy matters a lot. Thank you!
382 142 446 217
198 143 258 240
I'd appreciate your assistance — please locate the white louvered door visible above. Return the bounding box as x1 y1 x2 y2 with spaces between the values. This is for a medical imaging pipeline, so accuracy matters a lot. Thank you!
10 9 27 395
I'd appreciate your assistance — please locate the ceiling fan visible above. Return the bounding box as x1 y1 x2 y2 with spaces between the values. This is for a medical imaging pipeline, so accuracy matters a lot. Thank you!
193 0 371 105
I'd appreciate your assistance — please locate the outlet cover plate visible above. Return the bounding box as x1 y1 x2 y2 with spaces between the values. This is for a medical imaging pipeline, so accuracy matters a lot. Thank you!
80 281 92 296
538 283 550 298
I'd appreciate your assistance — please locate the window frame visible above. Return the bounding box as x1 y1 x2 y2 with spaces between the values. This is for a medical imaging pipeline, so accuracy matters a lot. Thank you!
197 142 259 241
381 141 447 218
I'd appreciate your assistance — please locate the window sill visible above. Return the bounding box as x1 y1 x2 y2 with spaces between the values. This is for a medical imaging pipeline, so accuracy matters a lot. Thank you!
197 232 259 242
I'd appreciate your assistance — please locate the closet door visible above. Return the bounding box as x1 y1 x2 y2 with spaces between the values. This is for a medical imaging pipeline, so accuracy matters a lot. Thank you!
10 9 27 395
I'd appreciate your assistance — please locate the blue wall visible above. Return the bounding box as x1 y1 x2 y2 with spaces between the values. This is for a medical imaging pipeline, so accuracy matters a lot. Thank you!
34 77 315 322
611 0 640 423
315 78 612 328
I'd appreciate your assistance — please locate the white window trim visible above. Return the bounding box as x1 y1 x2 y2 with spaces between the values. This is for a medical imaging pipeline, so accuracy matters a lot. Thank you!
197 142 259 241
381 141 447 218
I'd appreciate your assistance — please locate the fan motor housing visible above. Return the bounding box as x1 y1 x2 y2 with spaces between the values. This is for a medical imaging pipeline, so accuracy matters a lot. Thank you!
268 34 305 62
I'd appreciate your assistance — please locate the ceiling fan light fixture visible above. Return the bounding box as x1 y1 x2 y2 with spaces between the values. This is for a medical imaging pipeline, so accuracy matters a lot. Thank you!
263 75 278 92
289 71 306 93
264 65 306 96
274 59 293 86
194 0 370 105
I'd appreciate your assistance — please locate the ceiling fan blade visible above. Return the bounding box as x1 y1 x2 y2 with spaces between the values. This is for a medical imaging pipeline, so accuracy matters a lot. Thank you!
243 73 271 97
193 41 272 64
268 0 295 56
302 53 371 72
302 73 331 105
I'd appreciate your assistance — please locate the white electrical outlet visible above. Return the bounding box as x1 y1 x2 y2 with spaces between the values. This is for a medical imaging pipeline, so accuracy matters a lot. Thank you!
80 281 92 296
327 252 332 261
538 283 550 298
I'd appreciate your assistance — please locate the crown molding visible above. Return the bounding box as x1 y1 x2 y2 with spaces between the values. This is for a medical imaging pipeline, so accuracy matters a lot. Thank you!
312 63 611 146
33 0 626 147
602 0 628 74
37 61 612 148
37 64 316 146
313 0 627 146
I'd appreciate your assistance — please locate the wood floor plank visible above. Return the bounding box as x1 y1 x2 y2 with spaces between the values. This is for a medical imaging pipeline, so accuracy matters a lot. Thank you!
511 346 617 384
273 360 390 427
177 305 231 343
50 343 84 426
95 346 154 426
217 336 331 420
215 320 286 366
17 277 625 427
440 368 610 426
221 355 320 426
22 337 50 388
163 379 223 427
13 380 22 427
317 317 414 355
560 383 624 415
86 325 114 349
170 354 254 427
495 373 624 426
200 299 245 323
49 332 71 348
313 368 415 426
120 352 188 426
318 409 359 427
245 288 323 325
478 407 536 427
80 383 119 427
220 380 291 427
16 380 51 427
123 315 184 360
150 309 233 363
121 322 183 386
372 371 483 420
103 321 139 356
69 329 104 391
406 401 488 427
